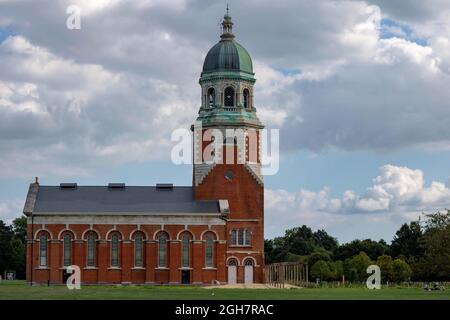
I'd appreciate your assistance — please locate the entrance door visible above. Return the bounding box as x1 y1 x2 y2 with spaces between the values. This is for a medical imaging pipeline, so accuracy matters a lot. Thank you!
181 270 190 284
244 259 254 284
227 259 237 284
62 269 71 284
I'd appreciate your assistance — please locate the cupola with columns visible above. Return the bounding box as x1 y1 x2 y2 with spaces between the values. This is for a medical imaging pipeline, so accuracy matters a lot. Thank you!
194 9 264 188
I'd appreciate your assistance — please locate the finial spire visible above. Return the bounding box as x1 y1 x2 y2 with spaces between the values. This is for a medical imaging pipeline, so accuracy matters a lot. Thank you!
221 5 235 40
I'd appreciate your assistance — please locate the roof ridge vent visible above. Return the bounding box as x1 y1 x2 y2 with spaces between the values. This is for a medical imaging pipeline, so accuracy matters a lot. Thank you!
60 183 77 189
108 183 125 189
156 183 173 190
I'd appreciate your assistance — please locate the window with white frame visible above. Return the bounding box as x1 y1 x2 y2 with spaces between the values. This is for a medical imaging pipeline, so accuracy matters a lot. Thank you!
39 234 48 267
230 228 252 246
134 232 144 267
111 234 120 267
63 233 72 267
86 232 96 267
157 232 168 267
205 233 215 268
181 234 191 268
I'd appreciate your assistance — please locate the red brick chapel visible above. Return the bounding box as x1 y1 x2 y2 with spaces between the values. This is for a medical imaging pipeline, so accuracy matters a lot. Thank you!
24 11 265 285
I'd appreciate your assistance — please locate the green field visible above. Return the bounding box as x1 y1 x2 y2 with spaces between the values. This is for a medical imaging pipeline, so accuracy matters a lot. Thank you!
0 281 449 300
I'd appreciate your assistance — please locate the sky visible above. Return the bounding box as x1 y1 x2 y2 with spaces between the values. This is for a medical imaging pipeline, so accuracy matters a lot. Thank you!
1 0 450 244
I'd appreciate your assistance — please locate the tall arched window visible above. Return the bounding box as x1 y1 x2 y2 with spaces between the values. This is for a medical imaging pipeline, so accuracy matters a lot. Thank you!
208 88 215 108
181 233 191 268
224 87 235 107
86 232 97 267
63 233 72 267
243 89 250 109
157 232 168 268
134 232 144 267
39 234 48 267
111 233 120 267
205 233 215 268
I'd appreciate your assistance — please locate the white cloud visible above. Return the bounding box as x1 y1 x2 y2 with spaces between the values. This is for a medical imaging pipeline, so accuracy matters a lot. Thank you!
265 164 450 239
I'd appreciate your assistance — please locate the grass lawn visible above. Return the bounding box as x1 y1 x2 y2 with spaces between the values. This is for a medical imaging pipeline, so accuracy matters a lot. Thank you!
0 281 449 300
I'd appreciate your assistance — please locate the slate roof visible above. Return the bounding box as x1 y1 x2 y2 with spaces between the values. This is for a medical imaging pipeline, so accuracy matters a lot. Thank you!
24 184 222 215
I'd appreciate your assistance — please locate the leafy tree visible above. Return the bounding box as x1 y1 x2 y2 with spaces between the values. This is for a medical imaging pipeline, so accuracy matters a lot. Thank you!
392 259 412 282
0 220 14 276
310 260 331 281
391 222 424 259
307 247 332 266
376 255 394 282
313 229 338 253
344 252 371 282
335 239 389 261
11 216 27 279
333 260 344 280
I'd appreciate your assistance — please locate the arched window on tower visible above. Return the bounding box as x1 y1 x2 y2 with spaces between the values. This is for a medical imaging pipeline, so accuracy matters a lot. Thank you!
243 88 250 109
208 88 215 108
224 87 235 107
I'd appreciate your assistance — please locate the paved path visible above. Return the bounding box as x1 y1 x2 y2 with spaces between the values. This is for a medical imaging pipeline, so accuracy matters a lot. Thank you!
205 283 300 289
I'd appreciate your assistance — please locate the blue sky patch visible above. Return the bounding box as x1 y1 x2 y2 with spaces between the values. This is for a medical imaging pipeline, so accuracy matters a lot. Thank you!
380 18 428 46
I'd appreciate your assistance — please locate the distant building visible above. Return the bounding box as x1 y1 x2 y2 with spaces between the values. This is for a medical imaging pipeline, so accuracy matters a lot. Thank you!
24 11 265 285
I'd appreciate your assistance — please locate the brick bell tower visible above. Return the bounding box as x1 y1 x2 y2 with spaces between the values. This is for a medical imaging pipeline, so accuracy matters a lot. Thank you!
192 10 265 283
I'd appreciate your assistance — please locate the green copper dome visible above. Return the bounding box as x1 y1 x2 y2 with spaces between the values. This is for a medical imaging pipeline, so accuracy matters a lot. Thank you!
200 12 254 79
202 40 253 74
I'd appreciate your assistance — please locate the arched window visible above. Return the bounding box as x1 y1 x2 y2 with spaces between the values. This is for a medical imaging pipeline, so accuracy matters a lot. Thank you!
63 233 73 267
111 233 120 267
243 89 250 108
39 234 48 267
157 232 168 268
181 233 191 268
205 233 215 268
224 87 234 107
208 88 215 108
134 232 144 267
244 258 254 266
86 232 97 267
228 259 237 266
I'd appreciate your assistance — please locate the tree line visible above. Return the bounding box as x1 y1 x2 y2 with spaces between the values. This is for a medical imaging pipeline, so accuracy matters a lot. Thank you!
0 216 26 279
265 210 450 283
